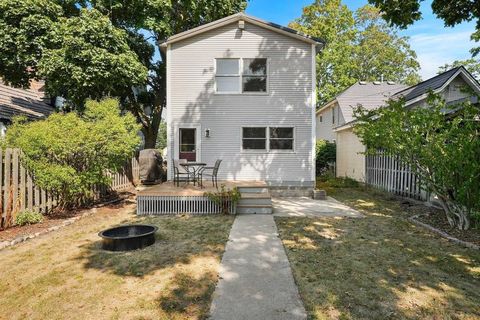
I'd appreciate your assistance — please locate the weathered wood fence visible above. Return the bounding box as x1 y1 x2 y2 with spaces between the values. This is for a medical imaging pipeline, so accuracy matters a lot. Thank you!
0 148 139 224
365 152 429 201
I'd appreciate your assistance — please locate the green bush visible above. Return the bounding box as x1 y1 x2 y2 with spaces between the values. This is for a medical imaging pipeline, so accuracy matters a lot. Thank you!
204 185 241 215
315 139 336 175
4 98 141 208
15 210 43 226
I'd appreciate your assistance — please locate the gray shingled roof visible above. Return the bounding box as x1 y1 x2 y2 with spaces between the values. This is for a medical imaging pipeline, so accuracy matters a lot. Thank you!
392 66 463 101
335 82 408 123
0 82 54 122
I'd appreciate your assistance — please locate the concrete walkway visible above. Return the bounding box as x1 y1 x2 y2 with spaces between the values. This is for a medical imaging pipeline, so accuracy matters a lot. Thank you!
273 197 362 218
209 214 306 320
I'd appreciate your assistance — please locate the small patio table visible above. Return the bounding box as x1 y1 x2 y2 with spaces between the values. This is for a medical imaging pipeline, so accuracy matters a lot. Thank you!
180 162 206 186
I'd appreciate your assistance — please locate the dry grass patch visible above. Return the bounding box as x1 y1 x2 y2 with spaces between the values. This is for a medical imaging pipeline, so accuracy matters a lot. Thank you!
0 203 234 320
276 188 480 320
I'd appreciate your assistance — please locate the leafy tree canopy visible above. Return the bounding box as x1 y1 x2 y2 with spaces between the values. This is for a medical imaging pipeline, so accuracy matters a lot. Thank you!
290 0 420 106
354 93 480 230
3 98 141 207
368 0 480 56
0 0 247 146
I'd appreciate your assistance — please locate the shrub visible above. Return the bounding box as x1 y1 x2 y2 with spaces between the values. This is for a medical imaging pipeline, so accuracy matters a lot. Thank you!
4 98 141 208
315 139 336 176
204 185 241 214
15 210 43 226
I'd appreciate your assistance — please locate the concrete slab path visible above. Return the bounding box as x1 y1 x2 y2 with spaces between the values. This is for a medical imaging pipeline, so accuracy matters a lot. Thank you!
209 214 306 320
273 197 362 218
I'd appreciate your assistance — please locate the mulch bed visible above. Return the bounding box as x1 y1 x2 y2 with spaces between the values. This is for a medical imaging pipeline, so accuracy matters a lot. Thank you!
414 209 480 247
0 192 134 244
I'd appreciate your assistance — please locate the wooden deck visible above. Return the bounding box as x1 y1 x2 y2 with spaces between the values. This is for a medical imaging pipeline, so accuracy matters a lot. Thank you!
137 180 267 196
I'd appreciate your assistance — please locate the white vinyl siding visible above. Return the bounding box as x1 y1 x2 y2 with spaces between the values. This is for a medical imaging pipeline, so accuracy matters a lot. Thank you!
169 21 314 186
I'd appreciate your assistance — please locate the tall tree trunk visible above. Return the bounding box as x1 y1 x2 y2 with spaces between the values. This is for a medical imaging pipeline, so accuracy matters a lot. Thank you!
141 106 163 149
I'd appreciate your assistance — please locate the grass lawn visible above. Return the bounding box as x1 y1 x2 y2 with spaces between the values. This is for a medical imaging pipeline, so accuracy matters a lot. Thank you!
0 203 234 320
276 187 480 320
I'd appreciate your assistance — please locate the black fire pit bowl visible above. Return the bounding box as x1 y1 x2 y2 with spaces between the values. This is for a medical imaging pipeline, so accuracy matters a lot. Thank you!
98 224 158 251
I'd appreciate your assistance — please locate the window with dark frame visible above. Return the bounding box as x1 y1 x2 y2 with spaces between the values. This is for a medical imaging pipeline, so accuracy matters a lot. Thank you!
332 107 335 124
242 58 267 92
269 127 294 150
242 127 267 149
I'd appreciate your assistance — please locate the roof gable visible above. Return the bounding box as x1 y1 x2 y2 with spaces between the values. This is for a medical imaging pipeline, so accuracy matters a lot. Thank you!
393 66 480 104
161 13 324 47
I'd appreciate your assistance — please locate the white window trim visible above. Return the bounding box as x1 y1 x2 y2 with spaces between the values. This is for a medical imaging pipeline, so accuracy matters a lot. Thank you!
240 125 295 153
215 58 269 95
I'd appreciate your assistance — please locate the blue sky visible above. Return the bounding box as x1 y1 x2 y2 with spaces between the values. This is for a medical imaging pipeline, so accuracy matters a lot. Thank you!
246 0 477 80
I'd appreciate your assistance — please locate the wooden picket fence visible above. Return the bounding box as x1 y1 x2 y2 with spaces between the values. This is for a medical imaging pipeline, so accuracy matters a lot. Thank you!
0 148 139 228
365 151 429 201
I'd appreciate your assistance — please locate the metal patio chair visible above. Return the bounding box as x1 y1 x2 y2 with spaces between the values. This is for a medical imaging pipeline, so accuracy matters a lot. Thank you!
199 159 222 188
172 158 191 186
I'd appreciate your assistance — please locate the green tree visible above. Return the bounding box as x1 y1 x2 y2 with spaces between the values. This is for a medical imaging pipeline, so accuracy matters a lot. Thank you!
290 1 420 106
354 93 480 230
289 0 357 105
439 59 480 80
4 98 141 208
0 0 247 147
368 0 480 56
156 121 167 151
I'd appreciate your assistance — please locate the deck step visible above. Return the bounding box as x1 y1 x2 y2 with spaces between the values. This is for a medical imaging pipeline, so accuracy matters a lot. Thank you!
238 198 272 206
236 205 273 214
237 186 269 193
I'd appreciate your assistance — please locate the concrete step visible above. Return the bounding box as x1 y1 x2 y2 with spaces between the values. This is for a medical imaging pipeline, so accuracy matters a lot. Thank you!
237 186 269 193
236 205 273 214
238 198 272 206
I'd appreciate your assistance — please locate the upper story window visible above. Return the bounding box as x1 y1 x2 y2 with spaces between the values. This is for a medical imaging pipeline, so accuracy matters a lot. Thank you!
215 58 240 93
332 106 335 124
243 58 267 92
215 58 267 94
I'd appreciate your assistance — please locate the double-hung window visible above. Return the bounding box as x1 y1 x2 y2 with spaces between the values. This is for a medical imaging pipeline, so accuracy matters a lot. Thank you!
242 58 267 92
215 58 241 93
215 58 267 93
242 127 267 150
242 126 294 151
269 127 294 150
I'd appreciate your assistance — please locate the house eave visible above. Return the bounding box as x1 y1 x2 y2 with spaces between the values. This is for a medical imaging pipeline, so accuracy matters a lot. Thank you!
161 12 325 47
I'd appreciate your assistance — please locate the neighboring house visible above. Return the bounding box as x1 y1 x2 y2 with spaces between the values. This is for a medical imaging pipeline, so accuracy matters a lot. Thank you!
316 66 480 182
0 81 54 136
161 13 323 194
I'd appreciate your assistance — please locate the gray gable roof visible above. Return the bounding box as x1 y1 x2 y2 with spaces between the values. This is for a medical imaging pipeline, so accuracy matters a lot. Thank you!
0 82 54 122
334 82 408 123
392 66 463 101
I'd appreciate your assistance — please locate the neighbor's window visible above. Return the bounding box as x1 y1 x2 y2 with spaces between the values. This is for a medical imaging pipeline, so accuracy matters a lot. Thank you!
269 127 294 150
332 107 335 124
242 127 266 149
243 58 267 92
216 58 240 93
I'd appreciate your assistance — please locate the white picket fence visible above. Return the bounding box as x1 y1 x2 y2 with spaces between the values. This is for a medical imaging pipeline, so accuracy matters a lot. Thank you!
0 148 139 227
137 195 236 215
365 152 429 201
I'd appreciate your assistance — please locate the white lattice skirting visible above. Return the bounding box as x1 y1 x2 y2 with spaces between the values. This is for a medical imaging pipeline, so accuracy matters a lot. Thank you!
137 195 236 215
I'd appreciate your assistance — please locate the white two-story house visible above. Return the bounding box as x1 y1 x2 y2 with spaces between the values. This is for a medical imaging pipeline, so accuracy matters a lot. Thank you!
161 13 323 195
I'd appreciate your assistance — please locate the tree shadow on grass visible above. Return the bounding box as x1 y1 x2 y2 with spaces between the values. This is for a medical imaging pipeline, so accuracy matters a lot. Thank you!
157 270 217 319
75 215 233 277
276 189 480 319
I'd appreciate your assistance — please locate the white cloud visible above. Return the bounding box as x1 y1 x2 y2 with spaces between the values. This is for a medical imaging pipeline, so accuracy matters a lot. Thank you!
407 30 476 79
